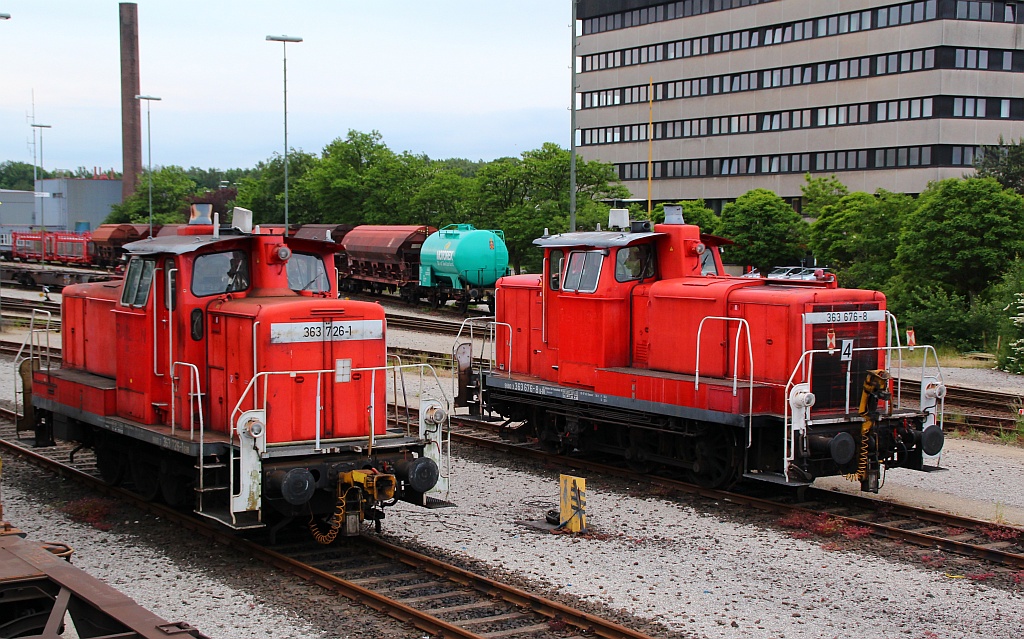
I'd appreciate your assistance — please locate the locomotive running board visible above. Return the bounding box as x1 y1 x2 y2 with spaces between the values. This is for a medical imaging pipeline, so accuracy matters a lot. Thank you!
195 508 265 531
742 472 811 487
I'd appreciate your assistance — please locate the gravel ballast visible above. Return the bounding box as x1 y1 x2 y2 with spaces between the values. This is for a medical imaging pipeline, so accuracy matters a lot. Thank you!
378 452 1023 639
0 472 334 638
1 299 1023 637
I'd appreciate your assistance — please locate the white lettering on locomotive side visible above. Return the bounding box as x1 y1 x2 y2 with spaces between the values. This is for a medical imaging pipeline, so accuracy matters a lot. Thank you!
269 320 384 344
803 310 886 325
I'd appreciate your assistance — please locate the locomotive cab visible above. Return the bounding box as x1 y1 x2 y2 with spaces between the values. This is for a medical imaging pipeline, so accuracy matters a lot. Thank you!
31 207 452 542
466 207 944 493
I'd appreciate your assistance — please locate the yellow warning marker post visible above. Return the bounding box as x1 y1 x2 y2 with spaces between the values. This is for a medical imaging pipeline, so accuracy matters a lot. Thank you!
558 474 587 533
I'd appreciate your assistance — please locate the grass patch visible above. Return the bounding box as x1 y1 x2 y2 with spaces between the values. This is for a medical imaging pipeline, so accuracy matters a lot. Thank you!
892 345 996 369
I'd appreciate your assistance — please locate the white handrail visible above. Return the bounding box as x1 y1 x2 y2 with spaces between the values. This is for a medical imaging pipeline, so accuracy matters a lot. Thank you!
694 316 755 442
13 309 56 420
229 362 450 447
170 361 204 439
152 268 164 378
780 343 944 472
451 317 511 408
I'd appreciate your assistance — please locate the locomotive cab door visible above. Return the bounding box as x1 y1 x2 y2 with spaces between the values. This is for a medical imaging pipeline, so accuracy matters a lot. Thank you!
113 256 164 425
149 255 182 429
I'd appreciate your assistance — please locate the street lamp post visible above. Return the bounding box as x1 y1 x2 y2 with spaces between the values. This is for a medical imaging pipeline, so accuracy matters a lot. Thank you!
135 95 161 238
265 34 302 233
31 123 51 235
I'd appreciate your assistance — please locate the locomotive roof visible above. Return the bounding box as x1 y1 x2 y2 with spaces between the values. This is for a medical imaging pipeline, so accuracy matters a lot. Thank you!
533 230 664 249
123 234 244 255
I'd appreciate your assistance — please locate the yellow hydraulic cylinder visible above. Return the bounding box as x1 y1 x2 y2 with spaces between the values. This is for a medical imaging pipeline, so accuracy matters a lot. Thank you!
559 474 587 533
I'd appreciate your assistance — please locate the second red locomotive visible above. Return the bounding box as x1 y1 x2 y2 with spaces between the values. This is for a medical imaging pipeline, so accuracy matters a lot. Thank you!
460 207 945 492
27 206 452 542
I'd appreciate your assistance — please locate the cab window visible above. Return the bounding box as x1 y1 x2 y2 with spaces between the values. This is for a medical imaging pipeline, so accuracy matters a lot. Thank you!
192 250 249 297
700 247 720 276
163 257 177 310
120 257 156 307
548 249 564 291
288 252 331 292
562 250 603 293
614 245 654 282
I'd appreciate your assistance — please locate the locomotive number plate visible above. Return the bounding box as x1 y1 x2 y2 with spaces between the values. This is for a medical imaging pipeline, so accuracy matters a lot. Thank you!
804 310 886 325
270 320 384 343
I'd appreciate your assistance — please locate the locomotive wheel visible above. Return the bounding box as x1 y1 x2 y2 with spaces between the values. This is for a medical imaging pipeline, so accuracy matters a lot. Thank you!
129 454 161 501
430 289 449 310
539 436 566 455
94 445 124 486
685 428 740 488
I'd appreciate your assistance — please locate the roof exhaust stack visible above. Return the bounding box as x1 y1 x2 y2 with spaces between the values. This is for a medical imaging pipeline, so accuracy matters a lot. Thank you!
664 204 685 225
189 203 213 225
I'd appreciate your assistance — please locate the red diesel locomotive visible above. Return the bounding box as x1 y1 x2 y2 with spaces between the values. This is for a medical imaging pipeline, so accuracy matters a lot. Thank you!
461 207 946 492
27 206 451 542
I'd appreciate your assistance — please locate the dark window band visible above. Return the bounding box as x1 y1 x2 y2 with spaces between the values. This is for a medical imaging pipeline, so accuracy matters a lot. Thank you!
615 144 982 181
581 0 1019 37
580 97 1022 146
582 1 943 74
581 0 777 36
581 47 1019 110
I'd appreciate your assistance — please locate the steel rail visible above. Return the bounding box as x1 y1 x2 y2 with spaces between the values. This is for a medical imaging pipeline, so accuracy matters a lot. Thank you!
450 417 1024 570
0 410 657 639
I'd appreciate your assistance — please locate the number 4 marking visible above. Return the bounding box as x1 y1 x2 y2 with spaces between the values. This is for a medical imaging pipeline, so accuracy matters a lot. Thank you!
841 339 854 362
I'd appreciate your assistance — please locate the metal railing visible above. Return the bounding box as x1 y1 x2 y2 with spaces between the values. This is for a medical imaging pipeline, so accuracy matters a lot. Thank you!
13 309 56 422
781 341 945 479
694 316 754 443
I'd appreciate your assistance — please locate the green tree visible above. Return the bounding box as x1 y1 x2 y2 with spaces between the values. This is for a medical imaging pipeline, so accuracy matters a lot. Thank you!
896 177 1024 300
651 199 719 233
0 161 46 191
800 173 848 219
809 189 909 289
360 150 431 225
980 259 1024 369
974 136 1024 195
235 150 317 225
475 158 532 271
410 166 474 228
292 130 395 225
185 166 255 191
718 189 807 274
473 144 628 272
106 166 197 225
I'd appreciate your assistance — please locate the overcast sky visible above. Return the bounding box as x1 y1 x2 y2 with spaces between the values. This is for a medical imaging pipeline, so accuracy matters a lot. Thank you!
0 1 572 174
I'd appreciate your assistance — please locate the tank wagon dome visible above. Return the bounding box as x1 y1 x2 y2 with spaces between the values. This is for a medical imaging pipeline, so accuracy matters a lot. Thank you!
420 224 510 288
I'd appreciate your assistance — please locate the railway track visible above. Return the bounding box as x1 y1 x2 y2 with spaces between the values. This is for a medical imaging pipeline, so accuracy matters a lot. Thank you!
0 410 659 639
449 415 1024 571
897 377 1023 412
1 297 62 326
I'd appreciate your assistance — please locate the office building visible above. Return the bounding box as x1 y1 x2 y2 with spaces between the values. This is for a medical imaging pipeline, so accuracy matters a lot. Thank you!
576 0 1024 209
